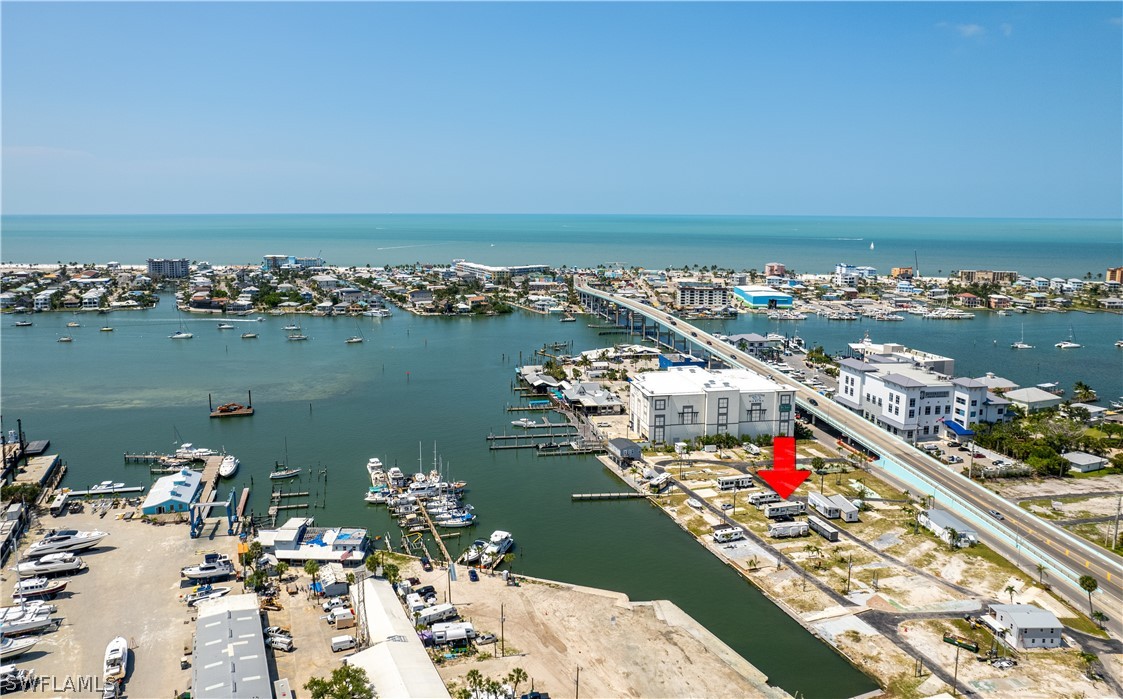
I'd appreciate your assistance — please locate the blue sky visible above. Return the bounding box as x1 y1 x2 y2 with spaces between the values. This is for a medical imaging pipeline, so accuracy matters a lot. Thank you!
2 2 1121 217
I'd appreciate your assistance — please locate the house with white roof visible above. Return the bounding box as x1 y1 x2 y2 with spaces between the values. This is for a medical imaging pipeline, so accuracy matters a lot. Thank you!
629 366 794 444
1003 387 1065 413
255 517 368 564
1062 451 1108 473
982 604 1063 650
141 467 203 515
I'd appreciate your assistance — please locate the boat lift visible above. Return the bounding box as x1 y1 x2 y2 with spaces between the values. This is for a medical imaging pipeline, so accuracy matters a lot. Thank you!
189 489 237 538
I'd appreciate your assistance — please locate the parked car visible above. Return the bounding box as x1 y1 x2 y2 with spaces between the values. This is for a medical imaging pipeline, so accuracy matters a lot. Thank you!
468 568 479 582
267 635 294 652
988 509 1004 520
265 626 292 638
476 633 497 645
415 585 436 598
420 556 433 572
944 455 962 464
322 596 348 612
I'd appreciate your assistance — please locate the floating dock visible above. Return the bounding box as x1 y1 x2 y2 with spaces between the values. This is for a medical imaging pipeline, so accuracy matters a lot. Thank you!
197 455 223 505
572 492 648 501
209 390 255 418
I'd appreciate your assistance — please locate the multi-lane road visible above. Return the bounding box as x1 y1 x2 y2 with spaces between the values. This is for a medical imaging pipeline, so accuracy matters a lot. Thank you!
577 280 1123 635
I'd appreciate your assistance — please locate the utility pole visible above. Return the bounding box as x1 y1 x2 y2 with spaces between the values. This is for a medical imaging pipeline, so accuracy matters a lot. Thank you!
500 603 505 659
952 644 961 697
845 554 853 594
575 665 580 699
1112 495 1121 551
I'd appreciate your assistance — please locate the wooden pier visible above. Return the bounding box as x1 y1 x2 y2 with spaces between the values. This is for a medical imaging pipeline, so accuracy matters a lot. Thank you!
538 445 606 457
506 405 554 412
416 506 452 565
236 488 251 518
572 492 649 501
123 452 169 463
487 431 576 442
197 455 223 505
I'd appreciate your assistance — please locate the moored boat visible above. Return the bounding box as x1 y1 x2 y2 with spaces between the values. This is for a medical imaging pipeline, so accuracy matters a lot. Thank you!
218 454 239 478
57 335 74 343
461 538 488 564
269 464 301 480
169 330 193 339
345 336 364 344
217 323 235 330
479 530 513 568
241 332 258 339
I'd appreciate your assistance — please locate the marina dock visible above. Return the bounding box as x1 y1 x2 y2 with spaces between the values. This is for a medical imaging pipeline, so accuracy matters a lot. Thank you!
196 454 223 505
68 485 145 497
208 390 255 418
572 492 649 501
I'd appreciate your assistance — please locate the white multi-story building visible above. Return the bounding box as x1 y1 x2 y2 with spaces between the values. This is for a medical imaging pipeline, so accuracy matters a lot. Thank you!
673 281 731 309
629 366 794 445
835 264 857 288
33 290 55 312
835 341 1006 442
452 260 548 284
146 258 190 279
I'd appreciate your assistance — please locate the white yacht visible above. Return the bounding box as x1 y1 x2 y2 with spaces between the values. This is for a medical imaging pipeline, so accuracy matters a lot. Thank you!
1055 327 1081 349
366 457 385 483
218 454 239 478
57 335 74 343
103 636 128 681
175 443 216 460
511 418 537 428
14 552 85 578
461 538 488 564
217 323 235 330
241 332 258 339
180 553 234 581
479 530 514 568
169 330 194 339
26 529 108 557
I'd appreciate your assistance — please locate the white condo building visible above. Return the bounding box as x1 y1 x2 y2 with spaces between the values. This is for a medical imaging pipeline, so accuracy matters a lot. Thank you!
629 366 794 444
835 339 1008 442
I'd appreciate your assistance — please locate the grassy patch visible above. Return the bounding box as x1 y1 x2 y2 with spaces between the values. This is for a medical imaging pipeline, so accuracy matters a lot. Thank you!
959 544 1031 584
883 673 926 699
1070 466 1123 479
1059 616 1108 638
1066 523 1123 556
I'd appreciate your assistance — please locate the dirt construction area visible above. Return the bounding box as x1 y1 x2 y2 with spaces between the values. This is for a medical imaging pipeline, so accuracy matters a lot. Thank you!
407 563 790 699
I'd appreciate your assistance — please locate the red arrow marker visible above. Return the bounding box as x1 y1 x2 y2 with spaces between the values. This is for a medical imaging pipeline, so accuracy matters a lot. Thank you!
757 436 809 499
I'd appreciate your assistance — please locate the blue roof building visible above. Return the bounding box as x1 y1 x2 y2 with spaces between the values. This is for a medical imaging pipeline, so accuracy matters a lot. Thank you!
733 285 793 309
141 467 203 515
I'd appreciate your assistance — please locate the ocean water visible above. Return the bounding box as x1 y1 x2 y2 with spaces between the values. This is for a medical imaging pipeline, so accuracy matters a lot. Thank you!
2 213 1121 278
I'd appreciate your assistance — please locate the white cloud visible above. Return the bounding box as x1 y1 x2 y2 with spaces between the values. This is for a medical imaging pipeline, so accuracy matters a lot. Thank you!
956 23 986 39
1000 23 1013 38
1109 17 1123 26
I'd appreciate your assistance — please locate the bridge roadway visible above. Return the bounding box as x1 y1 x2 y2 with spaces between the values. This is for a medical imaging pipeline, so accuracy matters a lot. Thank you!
577 280 1123 635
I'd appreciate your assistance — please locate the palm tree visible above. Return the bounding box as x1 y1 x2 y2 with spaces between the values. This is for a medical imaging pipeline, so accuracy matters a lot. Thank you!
1079 575 1099 615
275 561 290 582
304 560 321 589
465 670 483 695
945 527 959 551
1004 585 1016 603
1036 563 1048 587
506 668 528 697
1091 611 1108 629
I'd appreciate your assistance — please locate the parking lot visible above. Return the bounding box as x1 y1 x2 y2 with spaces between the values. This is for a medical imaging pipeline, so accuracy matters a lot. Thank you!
1 505 239 697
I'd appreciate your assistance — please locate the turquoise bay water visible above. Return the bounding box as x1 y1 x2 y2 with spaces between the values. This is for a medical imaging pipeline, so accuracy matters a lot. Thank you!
1 302 877 698
3 213 1121 278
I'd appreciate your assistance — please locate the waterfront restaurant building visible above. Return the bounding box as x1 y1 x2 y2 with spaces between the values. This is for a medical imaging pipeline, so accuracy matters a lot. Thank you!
629 366 794 445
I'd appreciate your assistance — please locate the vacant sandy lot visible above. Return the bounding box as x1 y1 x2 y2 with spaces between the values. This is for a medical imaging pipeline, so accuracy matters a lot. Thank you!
408 563 789 699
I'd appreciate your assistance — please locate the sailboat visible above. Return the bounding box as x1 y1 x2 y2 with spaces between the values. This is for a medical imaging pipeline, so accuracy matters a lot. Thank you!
170 316 193 340
1010 324 1033 350
1055 326 1081 349
270 439 302 479
345 320 364 344
287 317 308 341
869 241 875 251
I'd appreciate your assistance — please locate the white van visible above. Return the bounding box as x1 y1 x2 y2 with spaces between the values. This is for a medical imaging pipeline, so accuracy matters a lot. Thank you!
330 635 356 652
327 608 355 629
267 635 294 652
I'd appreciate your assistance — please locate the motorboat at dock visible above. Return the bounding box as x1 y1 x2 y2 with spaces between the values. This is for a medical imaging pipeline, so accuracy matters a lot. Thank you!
175 443 217 460
14 552 85 578
479 530 514 568
460 538 488 564
218 454 239 478
26 529 108 557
